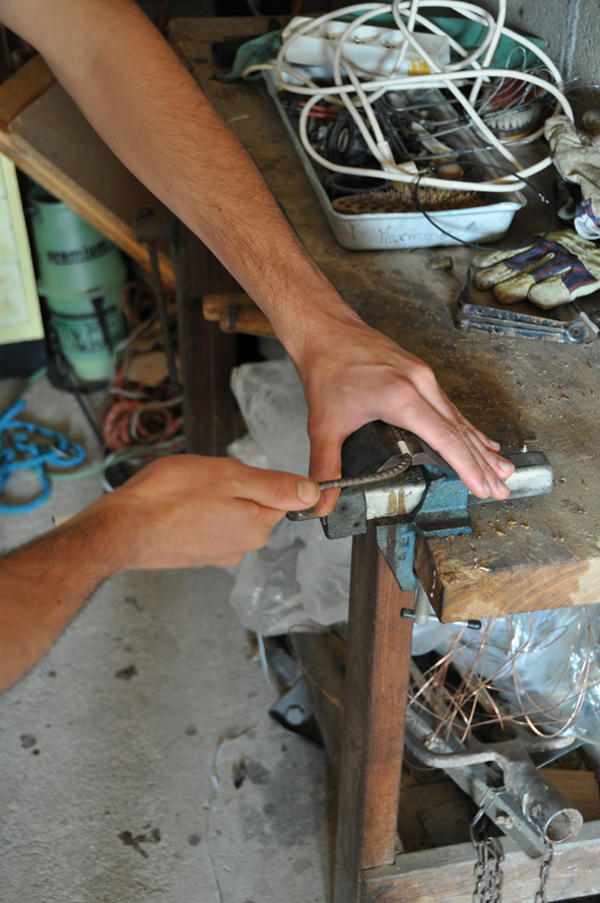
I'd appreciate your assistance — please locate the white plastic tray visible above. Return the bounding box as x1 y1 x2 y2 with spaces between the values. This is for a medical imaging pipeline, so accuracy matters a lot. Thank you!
264 72 526 250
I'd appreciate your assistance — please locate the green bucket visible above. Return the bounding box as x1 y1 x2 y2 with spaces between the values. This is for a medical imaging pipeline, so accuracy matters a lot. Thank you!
41 284 126 383
28 187 127 293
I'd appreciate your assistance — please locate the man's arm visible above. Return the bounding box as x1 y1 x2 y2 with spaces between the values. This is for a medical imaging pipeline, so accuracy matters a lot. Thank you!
0 0 514 505
0 455 320 693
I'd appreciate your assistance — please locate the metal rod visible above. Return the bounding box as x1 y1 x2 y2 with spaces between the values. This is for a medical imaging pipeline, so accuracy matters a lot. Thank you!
318 454 411 491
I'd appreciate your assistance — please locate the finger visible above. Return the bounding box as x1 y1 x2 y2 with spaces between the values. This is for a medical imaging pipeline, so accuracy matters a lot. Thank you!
419 387 501 454
234 465 320 512
390 376 514 494
444 412 514 491
214 552 245 568
478 444 515 482
411 380 502 460
470 425 501 452
459 434 512 498
390 392 510 499
452 411 513 478
446 433 511 499
308 433 343 516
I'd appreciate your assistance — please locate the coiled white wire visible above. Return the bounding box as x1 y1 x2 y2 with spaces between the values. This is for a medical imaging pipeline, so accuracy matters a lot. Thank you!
243 0 573 193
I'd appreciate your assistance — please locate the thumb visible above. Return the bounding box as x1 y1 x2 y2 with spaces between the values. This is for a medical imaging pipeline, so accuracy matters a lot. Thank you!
235 465 321 512
309 435 342 516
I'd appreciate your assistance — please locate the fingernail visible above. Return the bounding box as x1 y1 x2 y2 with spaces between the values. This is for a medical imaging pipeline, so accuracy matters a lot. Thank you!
498 459 513 475
298 480 320 505
496 478 508 495
482 479 491 497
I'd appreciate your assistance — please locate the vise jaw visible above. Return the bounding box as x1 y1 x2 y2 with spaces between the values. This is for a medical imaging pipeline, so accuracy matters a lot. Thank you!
290 421 553 594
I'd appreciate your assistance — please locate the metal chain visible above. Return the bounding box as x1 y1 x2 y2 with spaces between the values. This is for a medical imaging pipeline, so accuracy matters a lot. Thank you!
533 836 555 903
471 804 555 903
471 810 505 903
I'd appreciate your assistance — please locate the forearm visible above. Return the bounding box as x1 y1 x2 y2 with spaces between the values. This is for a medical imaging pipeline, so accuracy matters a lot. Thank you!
0 455 319 693
0 0 356 361
0 497 129 693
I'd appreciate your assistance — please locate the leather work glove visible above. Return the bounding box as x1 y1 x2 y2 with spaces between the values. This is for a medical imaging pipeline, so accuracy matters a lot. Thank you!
545 114 600 240
472 229 600 309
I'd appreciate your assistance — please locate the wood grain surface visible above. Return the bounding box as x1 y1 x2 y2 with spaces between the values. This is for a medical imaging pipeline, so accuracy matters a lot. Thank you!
333 527 414 902
361 819 600 903
172 17 600 622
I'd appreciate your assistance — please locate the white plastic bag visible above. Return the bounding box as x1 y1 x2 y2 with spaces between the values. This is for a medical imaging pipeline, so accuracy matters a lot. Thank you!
228 358 350 634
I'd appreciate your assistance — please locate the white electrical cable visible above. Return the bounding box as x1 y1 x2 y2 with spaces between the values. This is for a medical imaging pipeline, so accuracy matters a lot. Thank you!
332 10 397 165
246 0 573 193
468 0 506 104
390 1 521 169
295 69 571 191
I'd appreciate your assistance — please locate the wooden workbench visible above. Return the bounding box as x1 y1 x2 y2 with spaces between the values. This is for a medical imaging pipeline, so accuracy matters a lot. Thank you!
170 16 600 903
170 16 600 624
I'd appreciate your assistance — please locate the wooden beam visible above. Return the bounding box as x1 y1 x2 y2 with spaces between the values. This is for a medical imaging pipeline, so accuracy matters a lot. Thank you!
334 526 415 903
203 292 253 319
176 228 239 455
203 292 274 337
361 820 600 903
0 56 55 132
0 129 174 289
290 632 345 770
415 533 600 622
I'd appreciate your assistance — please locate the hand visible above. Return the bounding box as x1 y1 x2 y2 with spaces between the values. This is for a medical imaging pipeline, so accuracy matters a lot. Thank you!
102 455 320 569
295 316 514 514
472 229 600 308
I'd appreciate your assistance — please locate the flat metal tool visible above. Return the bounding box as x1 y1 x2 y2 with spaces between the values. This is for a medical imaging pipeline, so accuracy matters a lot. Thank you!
455 270 587 343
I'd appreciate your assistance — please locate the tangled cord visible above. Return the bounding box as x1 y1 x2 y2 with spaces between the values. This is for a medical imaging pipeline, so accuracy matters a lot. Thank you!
245 0 572 192
101 282 184 455
0 397 86 514
102 390 183 451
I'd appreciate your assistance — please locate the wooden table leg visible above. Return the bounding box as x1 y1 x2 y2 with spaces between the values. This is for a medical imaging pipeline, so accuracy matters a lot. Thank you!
175 223 239 455
334 523 415 903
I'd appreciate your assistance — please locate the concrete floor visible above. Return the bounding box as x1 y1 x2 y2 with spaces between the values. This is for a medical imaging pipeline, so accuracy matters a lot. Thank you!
0 374 331 903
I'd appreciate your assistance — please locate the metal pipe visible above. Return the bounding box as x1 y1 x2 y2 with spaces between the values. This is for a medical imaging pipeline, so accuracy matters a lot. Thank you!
405 707 583 853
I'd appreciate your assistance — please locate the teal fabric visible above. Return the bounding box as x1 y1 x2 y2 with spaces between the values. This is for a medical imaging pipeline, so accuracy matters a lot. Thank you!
213 30 283 82
428 15 544 68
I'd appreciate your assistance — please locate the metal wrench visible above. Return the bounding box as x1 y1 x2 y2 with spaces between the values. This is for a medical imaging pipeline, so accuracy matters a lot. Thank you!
456 270 588 343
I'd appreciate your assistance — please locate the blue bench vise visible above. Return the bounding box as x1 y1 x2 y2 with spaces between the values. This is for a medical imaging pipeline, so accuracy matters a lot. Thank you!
289 421 553 600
